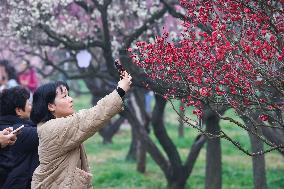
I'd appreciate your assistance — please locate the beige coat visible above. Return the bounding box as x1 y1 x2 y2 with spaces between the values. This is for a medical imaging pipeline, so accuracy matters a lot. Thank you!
31 91 123 189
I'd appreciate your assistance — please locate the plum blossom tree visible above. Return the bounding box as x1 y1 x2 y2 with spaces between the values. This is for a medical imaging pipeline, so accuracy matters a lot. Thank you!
132 0 284 156
131 2 284 188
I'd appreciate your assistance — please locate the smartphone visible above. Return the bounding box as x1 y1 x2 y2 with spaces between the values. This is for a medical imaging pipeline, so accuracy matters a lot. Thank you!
114 59 125 79
11 125 24 134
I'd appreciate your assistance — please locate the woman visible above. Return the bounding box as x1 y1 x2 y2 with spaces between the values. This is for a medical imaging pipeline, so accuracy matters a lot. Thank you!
30 73 132 189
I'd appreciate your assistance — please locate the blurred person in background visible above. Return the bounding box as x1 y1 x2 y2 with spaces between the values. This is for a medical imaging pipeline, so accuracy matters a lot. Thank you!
18 61 38 93
0 86 39 189
0 60 18 91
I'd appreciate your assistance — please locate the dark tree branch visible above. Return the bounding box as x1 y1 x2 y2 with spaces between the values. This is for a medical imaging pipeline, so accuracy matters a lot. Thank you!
75 1 94 14
123 7 168 48
152 94 183 173
161 0 213 34
103 0 113 8
160 0 189 21
92 0 103 11
96 0 117 76
184 135 206 177
40 24 105 50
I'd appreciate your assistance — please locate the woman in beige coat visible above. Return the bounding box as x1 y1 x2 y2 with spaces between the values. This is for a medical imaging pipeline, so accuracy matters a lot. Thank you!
30 73 132 189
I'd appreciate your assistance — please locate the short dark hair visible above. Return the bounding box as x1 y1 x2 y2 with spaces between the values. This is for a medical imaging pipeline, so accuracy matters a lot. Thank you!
31 81 69 124
0 59 17 80
0 86 30 116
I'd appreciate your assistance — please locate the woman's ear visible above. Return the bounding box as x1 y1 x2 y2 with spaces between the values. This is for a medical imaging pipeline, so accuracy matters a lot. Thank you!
48 103 56 112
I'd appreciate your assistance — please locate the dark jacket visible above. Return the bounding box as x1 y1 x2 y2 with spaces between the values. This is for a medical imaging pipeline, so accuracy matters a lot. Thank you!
0 115 39 189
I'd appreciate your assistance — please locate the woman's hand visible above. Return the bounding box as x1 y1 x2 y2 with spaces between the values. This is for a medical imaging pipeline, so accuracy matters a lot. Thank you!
0 128 17 148
118 71 132 93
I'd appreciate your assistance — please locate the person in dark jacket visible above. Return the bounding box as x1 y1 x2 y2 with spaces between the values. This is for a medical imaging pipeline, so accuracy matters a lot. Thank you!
0 86 39 189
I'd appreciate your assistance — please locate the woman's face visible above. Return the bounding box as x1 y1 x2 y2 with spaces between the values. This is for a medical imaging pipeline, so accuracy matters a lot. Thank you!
48 86 74 118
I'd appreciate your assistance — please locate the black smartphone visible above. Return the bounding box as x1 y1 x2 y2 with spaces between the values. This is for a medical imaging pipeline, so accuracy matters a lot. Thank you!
114 59 125 79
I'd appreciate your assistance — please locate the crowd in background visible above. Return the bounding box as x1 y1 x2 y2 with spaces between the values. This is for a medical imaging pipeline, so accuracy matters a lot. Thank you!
0 59 38 93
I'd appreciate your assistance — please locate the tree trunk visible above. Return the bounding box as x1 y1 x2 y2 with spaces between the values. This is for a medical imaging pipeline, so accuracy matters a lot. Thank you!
249 132 267 189
243 116 267 189
126 125 139 161
205 112 222 189
137 139 146 173
167 179 187 189
151 95 183 176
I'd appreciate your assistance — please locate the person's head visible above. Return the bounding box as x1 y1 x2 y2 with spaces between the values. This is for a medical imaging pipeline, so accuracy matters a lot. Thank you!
0 86 31 119
19 61 28 73
31 81 73 124
0 60 17 85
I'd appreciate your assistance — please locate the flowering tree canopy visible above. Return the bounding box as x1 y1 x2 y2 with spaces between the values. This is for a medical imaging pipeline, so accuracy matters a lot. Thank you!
131 0 284 155
1 0 183 78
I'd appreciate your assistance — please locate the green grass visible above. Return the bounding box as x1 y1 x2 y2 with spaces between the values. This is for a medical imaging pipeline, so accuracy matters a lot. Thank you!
73 95 284 189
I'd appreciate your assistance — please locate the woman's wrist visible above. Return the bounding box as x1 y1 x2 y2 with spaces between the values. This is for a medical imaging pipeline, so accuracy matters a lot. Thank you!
116 87 125 98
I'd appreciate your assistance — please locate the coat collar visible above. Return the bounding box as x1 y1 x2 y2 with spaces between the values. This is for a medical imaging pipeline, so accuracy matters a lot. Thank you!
0 115 36 127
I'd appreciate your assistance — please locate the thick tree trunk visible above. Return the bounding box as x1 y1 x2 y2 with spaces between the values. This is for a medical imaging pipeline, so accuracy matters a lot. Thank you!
249 132 267 189
243 117 267 189
137 139 146 173
167 180 187 189
151 95 183 175
126 126 139 161
205 112 222 189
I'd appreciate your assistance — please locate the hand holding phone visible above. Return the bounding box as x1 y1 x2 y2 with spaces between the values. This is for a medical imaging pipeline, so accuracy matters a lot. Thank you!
114 59 126 79
11 125 24 135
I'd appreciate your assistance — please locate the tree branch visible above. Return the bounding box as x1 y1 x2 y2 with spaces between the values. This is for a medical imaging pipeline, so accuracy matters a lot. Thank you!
123 6 168 48
40 24 105 50
75 1 94 14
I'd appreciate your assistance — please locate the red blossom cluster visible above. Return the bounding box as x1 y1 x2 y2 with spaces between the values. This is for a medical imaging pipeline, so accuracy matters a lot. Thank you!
131 0 284 122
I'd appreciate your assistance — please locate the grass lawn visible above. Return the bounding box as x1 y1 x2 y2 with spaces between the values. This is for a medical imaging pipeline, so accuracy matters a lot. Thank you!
74 94 284 189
